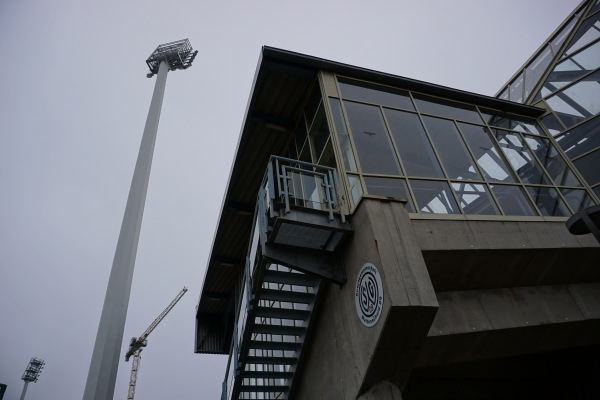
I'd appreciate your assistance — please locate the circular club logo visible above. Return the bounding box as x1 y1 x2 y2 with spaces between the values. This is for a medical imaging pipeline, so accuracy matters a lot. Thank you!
355 263 384 327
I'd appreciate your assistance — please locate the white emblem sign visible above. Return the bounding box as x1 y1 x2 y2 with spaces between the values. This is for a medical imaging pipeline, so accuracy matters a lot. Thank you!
355 263 384 327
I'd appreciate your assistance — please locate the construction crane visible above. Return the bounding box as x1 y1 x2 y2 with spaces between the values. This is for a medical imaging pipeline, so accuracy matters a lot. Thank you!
125 286 188 400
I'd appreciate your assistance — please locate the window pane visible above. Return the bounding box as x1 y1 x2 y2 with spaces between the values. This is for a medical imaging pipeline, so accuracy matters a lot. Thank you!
338 80 414 111
491 185 537 216
555 115 600 160
573 149 600 186
526 186 571 216
422 116 482 180
494 130 552 185
451 182 499 215
347 174 363 206
523 135 581 186
480 108 542 135
550 40 600 88
413 94 483 123
546 70 600 129
525 46 554 100
344 101 402 175
410 179 460 214
560 188 595 212
458 123 515 183
510 73 524 103
384 109 444 178
552 15 578 55
310 103 330 160
564 13 600 56
330 98 358 172
364 176 415 212
541 113 565 136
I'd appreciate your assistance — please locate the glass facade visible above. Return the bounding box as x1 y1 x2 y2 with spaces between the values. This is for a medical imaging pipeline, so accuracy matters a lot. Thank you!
497 0 600 200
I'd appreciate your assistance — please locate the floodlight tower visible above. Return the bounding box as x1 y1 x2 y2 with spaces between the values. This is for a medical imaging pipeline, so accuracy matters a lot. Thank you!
20 358 45 400
83 39 198 400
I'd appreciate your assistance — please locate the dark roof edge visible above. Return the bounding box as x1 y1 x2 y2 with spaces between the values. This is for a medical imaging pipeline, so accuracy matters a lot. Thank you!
261 46 545 117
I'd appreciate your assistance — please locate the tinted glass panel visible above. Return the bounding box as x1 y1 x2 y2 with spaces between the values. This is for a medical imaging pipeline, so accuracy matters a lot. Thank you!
494 130 552 185
451 182 499 215
525 47 553 100
491 185 537 216
555 115 600 159
422 116 482 180
480 109 542 135
541 113 565 136
413 95 483 123
510 73 524 103
573 150 600 186
565 13 600 56
338 80 414 110
330 98 358 172
384 109 444 178
410 179 460 214
552 15 578 55
347 174 363 206
344 101 402 175
560 188 595 212
593 185 600 199
364 176 415 212
310 103 330 160
458 123 515 182
523 135 581 186
546 70 600 128
526 186 571 216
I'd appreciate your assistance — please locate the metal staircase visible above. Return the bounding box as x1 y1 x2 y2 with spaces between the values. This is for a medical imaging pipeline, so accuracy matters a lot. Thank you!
222 156 352 400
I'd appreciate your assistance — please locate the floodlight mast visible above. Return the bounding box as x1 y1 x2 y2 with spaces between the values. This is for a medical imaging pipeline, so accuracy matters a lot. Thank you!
20 358 45 400
83 39 198 400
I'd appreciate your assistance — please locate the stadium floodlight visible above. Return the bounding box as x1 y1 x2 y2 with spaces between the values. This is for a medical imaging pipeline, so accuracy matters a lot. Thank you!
20 358 45 400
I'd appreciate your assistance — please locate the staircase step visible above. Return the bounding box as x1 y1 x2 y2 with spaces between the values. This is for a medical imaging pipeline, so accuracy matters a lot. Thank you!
255 306 310 320
239 385 288 393
263 270 319 287
242 370 293 380
250 340 301 351
246 356 297 365
253 324 305 336
259 288 314 304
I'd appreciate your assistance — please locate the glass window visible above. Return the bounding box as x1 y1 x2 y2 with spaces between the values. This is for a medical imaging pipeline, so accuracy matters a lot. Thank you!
523 135 582 186
510 73 524 103
305 85 322 127
555 115 600 160
451 182 499 215
295 118 307 153
546 70 600 128
564 13 600 57
422 116 482 180
491 185 537 216
384 109 444 178
494 130 552 185
364 176 415 212
458 123 515 183
347 174 363 206
338 80 415 111
573 150 600 186
560 188 595 212
329 98 358 172
309 103 330 160
526 186 571 216
480 108 542 135
410 179 460 214
541 113 565 136
413 94 483 124
552 15 578 55
525 47 553 101
344 101 402 175
593 185 600 199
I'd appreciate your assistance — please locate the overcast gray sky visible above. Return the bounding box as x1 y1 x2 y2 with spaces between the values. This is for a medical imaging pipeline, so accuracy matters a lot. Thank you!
0 0 582 399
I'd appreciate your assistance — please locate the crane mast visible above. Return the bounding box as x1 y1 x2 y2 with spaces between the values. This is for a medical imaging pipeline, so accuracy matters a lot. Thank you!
125 286 188 400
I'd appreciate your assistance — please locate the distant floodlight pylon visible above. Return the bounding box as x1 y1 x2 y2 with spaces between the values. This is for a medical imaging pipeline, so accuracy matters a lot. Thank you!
20 358 45 400
83 39 198 400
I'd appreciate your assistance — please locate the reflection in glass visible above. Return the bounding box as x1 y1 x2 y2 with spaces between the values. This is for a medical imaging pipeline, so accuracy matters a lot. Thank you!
555 115 600 159
480 108 542 135
422 116 482 180
458 123 514 182
413 94 483 124
347 174 363 206
541 113 565 136
364 176 415 212
573 150 600 186
525 47 553 101
560 188 595 212
410 179 460 214
384 109 444 178
510 73 524 103
523 135 581 186
310 103 330 160
344 101 402 175
552 15 578 55
546 70 600 128
593 185 600 199
494 130 552 185
288 171 326 211
526 186 570 216
451 182 499 215
491 185 536 216
338 80 415 111
330 98 358 172
564 13 600 57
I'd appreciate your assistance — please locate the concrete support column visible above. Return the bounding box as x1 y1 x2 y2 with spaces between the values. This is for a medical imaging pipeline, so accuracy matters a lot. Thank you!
83 60 169 400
